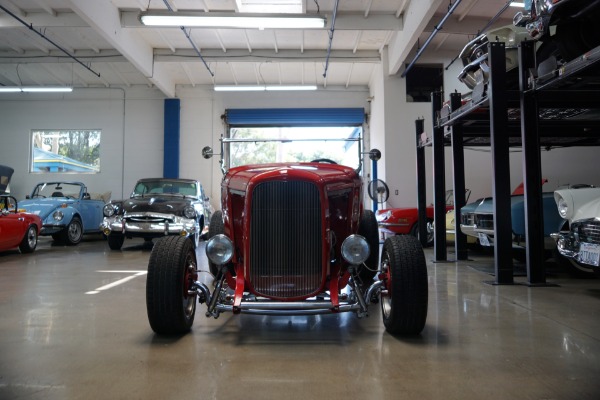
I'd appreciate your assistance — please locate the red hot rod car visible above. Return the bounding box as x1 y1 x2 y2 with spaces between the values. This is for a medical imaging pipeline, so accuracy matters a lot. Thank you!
145 142 429 336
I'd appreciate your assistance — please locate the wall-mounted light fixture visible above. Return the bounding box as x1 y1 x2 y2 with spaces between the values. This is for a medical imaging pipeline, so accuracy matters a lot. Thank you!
509 2 525 7
0 87 73 93
214 85 317 91
140 12 326 29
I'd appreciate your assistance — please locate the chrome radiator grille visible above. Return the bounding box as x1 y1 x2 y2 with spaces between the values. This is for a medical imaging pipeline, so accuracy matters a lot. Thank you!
249 181 322 299
575 220 600 244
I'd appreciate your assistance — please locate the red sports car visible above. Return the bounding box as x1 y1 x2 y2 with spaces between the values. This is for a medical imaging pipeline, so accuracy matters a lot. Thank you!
0 166 43 254
376 190 468 247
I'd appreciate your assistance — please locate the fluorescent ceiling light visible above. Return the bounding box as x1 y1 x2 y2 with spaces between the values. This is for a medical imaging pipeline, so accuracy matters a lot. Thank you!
140 12 326 29
509 2 525 7
0 86 73 93
214 85 317 91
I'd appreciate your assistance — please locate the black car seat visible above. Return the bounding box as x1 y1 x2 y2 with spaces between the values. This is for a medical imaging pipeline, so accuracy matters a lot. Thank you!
51 191 64 197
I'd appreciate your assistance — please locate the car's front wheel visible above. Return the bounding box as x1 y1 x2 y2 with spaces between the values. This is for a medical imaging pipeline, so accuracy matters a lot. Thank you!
19 225 38 253
107 233 125 250
61 216 83 245
410 219 434 247
146 236 198 335
380 235 428 335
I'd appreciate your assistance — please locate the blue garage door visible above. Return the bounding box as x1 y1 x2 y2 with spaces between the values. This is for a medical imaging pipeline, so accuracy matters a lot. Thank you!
224 108 365 127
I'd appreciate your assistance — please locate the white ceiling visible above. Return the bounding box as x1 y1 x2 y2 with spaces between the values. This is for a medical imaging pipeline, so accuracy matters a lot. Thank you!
0 0 517 97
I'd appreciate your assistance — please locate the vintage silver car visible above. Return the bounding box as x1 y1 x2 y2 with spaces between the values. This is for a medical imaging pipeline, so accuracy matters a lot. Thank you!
101 178 211 250
551 187 600 276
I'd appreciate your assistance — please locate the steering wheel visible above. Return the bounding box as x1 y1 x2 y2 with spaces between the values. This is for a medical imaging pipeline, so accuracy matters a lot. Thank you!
32 194 46 198
311 158 338 164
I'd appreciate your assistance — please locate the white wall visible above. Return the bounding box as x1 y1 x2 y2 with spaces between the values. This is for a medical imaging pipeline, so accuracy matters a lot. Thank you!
0 87 164 201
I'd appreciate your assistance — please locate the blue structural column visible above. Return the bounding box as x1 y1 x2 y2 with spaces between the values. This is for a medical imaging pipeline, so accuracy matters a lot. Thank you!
372 158 378 212
163 98 180 178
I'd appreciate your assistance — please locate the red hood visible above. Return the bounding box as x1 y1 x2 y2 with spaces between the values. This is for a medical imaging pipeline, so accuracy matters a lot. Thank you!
224 163 360 194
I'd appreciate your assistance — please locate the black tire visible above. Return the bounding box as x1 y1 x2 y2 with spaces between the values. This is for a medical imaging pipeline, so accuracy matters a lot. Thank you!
207 211 224 276
61 216 83 245
358 210 379 287
410 219 434 247
107 233 125 250
380 235 428 335
19 225 38 253
146 236 198 335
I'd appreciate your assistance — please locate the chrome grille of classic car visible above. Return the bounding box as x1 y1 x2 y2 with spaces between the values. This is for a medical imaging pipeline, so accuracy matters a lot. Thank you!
249 181 322 299
574 220 600 244
126 214 173 223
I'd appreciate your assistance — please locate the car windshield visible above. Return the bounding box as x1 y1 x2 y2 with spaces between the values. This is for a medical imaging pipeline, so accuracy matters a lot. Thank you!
132 180 197 197
32 182 82 199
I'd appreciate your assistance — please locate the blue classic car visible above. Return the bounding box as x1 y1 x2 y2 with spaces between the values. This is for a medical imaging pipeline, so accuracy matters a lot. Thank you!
460 188 565 259
19 181 106 245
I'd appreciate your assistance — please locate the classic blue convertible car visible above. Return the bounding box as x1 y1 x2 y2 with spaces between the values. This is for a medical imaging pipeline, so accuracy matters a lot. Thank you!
19 182 106 245
460 186 565 259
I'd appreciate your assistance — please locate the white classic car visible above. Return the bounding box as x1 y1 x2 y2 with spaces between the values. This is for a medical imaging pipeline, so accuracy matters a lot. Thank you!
551 187 600 276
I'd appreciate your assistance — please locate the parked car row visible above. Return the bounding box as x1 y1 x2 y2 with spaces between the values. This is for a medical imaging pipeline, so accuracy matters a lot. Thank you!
0 165 212 255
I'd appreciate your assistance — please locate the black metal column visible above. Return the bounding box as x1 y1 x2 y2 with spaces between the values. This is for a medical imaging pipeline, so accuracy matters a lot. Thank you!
431 91 447 260
519 40 546 285
450 92 468 260
488 42 513 284
416 119 428 249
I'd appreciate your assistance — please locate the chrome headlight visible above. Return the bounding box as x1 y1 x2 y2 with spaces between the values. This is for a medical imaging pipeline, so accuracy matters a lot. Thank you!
103 204 116 217
557 195 568 218
52 210 64 221
206 234 234 265
183 205 196 219
341 234 370 265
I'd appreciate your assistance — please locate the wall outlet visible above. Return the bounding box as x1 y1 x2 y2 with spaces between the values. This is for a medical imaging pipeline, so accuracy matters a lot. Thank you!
395 190 399 195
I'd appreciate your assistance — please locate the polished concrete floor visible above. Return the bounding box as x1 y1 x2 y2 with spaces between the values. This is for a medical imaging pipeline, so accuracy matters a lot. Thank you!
1 235 599 400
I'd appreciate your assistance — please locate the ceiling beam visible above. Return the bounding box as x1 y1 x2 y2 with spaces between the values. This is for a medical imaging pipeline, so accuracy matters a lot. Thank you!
65 0 176 97
0 12 87 28
153 49 381 63
387 0 444 76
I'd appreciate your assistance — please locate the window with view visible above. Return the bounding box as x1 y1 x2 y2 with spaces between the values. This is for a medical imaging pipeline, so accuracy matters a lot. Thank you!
228 126 362 170
30 130 101 173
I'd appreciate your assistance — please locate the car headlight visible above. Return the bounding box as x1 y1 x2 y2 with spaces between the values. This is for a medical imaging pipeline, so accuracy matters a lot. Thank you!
557 195 568 218
205 234 234 265
103 204 116 217
341 234 370 265
52 210 64 221
183 205 196 219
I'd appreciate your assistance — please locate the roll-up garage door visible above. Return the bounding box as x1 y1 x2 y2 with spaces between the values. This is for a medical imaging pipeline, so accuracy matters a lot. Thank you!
224 108 365 127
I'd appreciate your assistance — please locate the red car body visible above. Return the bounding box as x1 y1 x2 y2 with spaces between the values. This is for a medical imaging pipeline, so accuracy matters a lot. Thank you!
146 156 429 337
1 163 43 254
376 198 456 248
0 196 43 254
220 163 363 302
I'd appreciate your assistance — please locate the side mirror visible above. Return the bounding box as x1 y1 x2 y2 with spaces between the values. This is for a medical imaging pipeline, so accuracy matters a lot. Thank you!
368 148 381 161
202 146 215 159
